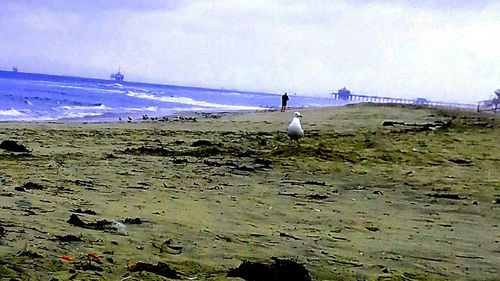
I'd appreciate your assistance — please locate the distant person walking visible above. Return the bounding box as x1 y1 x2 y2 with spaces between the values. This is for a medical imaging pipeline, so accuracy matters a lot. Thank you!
281 92 289 112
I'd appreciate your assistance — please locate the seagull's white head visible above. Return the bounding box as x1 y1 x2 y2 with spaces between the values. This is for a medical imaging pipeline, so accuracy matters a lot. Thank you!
293 112 302 118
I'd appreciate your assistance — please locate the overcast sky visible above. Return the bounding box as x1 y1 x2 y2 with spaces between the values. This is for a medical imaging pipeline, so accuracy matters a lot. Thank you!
1 0 499 103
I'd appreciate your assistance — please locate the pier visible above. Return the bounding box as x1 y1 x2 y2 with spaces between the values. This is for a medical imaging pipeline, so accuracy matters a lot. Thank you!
332 87 476 109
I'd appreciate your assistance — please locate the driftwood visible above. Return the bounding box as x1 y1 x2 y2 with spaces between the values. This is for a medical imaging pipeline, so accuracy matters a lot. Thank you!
382 120 451 132
279 232 301 240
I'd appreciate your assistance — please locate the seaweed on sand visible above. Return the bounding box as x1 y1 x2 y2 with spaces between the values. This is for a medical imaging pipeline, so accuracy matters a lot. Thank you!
227 257 311 281
127 261 180 279
0 140 31 153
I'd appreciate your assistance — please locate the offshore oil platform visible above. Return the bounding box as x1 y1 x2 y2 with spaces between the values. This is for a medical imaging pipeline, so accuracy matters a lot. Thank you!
110 67 124 82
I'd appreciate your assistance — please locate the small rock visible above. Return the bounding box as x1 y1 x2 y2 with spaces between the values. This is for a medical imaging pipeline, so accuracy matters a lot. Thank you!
449 158 473 165
365 226 380 232
191 140 213 147
306 193 329 200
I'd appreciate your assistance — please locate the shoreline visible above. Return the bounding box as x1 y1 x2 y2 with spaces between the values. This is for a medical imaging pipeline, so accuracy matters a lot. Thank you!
0 105 311 125
1 101 486 125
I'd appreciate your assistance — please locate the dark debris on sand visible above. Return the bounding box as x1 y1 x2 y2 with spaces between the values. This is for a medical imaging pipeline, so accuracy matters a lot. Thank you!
0 140 31 153
426 193 464 200
121 145 223 158
67 213 115 232
15 182 45 192
227 257 311 281
191 139 214 147
122 217 144 224
449 158 474 165
71 208 97 215
55 234 83 243
128 261 180 279
382 120 452 133
16 250 44 259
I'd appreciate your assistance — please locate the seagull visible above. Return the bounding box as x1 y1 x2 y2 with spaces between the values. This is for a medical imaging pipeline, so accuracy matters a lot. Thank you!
287 111 304 141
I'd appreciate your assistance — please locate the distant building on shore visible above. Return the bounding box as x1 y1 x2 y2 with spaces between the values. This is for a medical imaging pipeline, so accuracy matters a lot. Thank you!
12 67 18 72
415 97 429 105
333 87 352 100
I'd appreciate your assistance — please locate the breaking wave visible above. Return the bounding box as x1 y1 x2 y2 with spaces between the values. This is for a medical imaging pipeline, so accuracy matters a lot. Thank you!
55 104 112 111
127 91 264 111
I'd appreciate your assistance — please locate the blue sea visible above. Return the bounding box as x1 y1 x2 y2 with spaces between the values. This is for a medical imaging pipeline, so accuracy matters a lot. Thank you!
0 71 342 122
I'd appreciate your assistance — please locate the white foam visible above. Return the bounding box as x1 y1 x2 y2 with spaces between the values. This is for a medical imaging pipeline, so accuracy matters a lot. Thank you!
53 84 94 91
24 116 57 121
123 106 158 111
57 84 124 94
61 112 104 119
98 88 125 94
0 116 57 122
127 91 263 111
35 81 64 86
0 109 25 116
36 81 124 94
56 104 112 111
52 104 112 120
221 91 256 98
104 83 123 88
0 109 57 121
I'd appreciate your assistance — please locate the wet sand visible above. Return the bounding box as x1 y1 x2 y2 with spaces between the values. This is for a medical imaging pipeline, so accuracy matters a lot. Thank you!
0 104 499 280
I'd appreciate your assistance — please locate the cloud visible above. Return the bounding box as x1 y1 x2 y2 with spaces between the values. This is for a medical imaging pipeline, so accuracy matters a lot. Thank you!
0 0 188 12
349 0 494 10
1 0 499 103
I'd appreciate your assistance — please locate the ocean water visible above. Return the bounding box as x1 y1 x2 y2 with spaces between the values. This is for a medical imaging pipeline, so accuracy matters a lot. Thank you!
0 72 342 122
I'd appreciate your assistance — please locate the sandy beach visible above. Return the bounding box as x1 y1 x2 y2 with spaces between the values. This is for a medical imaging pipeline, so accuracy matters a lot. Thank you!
0 104 499 280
